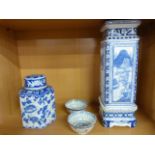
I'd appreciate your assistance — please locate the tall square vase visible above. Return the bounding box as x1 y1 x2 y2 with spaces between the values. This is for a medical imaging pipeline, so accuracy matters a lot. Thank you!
100 20 141 128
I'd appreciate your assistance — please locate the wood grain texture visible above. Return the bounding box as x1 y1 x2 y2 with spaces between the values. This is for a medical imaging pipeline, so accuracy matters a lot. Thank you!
137 27 155 121
17 38 100 103
0 19 104 31
0 27 21 122
0 103 154 135
15 29 101 39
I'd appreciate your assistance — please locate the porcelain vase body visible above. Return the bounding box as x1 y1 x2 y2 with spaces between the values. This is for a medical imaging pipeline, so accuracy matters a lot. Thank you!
100 20 140 128
19 75 56 129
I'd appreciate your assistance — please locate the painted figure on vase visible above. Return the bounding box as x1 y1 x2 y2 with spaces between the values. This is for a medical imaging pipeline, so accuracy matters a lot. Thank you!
112 49 133 103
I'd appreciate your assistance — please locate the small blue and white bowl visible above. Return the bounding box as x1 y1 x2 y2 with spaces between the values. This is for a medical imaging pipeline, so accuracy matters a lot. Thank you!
67 111 97 135
65 99 87 113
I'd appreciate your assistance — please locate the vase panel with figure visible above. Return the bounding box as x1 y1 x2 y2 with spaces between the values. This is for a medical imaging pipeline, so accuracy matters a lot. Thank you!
112 46 134 103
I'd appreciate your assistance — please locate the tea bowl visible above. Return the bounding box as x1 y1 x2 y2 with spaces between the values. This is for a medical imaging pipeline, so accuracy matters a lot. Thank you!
65 99 87 113
67 111 97 135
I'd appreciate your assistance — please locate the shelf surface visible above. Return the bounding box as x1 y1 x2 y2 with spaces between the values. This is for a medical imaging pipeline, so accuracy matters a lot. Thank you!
0 103 154 135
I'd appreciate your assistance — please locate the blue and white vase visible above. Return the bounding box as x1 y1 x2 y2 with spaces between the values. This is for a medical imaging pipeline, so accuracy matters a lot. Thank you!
19 75 56 129
99 20 141 128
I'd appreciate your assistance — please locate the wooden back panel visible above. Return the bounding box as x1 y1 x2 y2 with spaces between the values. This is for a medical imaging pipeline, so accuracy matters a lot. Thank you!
17 33 101 104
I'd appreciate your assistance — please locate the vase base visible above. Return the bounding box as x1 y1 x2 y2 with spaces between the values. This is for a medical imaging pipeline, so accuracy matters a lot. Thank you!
100 111 137 128
99 97 137 128
102 118 136 128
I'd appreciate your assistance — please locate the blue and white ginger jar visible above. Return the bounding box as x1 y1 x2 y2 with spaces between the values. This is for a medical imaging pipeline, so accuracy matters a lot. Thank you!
19 75 56 129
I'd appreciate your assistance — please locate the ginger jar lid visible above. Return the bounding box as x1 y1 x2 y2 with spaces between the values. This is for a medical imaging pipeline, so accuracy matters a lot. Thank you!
24 74 47 90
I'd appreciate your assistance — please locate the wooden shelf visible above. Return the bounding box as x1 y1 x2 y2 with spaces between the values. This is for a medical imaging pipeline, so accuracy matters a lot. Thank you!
0 19 104 31
0 19 155 134
0 103 154 135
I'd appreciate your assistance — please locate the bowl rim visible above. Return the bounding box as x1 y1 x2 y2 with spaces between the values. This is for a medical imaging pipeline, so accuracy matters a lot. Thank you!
65 99 87 110
67 111 97 127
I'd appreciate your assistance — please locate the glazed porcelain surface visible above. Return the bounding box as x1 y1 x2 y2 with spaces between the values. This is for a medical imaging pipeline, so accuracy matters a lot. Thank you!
19 74 56 129
65 99 87 113
68 111 96 134
100 20 140 128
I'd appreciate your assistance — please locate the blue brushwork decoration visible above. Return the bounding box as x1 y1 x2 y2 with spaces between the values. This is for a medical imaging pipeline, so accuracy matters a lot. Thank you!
100 20 141 128
19 74 56 129
24 105 37 113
